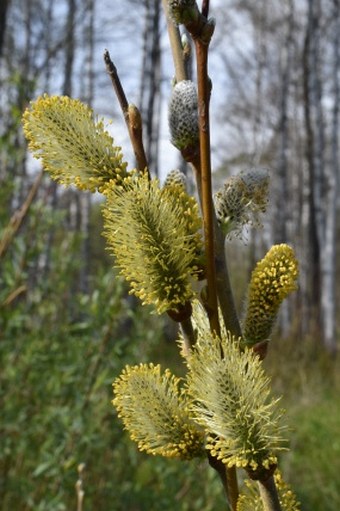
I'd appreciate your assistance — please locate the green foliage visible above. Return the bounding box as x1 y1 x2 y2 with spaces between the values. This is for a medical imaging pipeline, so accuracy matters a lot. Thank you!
0 184 165 510
263 338 340 511
0 182 229 511
287 393 340 511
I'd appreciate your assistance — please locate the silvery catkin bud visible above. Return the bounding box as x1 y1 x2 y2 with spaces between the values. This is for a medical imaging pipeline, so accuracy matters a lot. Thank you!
168 0 198 25
168 80 199 152
163 169 187 189
215 168 270 238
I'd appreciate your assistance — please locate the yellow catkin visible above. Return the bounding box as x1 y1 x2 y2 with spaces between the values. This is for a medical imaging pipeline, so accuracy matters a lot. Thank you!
112 363 204 460
102 173 203 314
22 94 127 192
243 244 298 346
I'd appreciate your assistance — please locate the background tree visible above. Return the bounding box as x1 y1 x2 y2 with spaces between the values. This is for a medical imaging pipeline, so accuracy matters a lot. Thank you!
214 0 339 353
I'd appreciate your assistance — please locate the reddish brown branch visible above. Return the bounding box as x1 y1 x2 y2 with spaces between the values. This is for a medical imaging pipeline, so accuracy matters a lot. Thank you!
104 49 149 175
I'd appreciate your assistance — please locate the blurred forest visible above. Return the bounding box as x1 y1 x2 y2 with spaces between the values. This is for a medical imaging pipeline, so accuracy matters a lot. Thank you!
0 0 339 510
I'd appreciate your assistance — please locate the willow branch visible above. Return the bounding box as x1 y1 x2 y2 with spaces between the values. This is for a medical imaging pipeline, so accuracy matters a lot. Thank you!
104 49 149 175
201 0 210 18
180 316 196 355
214 216 242 337
194 31 239 510
162 0 187 82
258 476 283 511
195 40 219 336
163 3 240 507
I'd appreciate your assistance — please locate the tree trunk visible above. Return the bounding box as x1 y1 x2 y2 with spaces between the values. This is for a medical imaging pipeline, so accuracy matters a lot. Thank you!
43 0 76 279
320 0 339 353
273 0 295 336
302 0 323 343
78 0 95 294
0 0 11 59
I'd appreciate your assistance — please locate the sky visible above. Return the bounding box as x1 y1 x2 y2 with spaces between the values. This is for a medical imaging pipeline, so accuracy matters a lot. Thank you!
90 1 253 182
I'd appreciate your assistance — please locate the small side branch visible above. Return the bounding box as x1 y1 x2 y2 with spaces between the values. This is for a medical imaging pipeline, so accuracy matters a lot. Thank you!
162 0 187 82
201 0 210 18
180 316 196 355
104 49 149 175
258 475 283 511
0 169 43 260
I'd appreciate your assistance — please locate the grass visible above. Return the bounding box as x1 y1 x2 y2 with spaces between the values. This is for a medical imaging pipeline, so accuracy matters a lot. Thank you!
265 335 340 511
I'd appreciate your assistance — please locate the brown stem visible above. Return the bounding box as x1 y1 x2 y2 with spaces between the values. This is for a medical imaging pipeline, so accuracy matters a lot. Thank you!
201 0 210 18
190 155 242 338
258 475 283 511
195 40 219 336
104 49 149 174
179 316 196 355
207 453 238 511
194 36 239 510
207 453 230 502
2 284 27 307
127 104 149 176
162 0 187 82
163 4 241 508
213 215 242 338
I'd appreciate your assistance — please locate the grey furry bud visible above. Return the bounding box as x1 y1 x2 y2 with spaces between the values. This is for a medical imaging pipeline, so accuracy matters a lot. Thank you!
215 168 270 239
168 0 198 25
168 80 199 151
163 169 187 189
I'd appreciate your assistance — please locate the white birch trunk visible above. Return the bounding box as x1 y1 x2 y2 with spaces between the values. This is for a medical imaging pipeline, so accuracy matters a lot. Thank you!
320 0 339 353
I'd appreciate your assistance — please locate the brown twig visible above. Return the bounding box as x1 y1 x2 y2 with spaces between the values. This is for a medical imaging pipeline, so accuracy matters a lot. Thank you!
162 0 187 82
75 463 85 511
193 18 239 511
201 0 210 18
2 285 27 307
104 49 149 175
0 169 43 260
195 39 220 336
162 2 240 508
179 316 196 355
258 475 283 511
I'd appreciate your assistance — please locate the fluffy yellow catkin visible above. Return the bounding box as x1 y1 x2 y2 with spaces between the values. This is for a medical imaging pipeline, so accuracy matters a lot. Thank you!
112 363 204 460
242 244 299 347
186 301 286 473
237 471 301 511
102 173 203 314
23 94 127 193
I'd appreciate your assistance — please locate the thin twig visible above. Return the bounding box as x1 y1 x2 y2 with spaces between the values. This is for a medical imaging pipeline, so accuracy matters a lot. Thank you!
2 284 27 307
194 24 240 511
104 49 149 175
257 475 283 511
180 316 196 355
75 463 85 511
201 0 210 18
195 40 219 335
0 169 43 260
162 0 187 82
162 2 241 508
